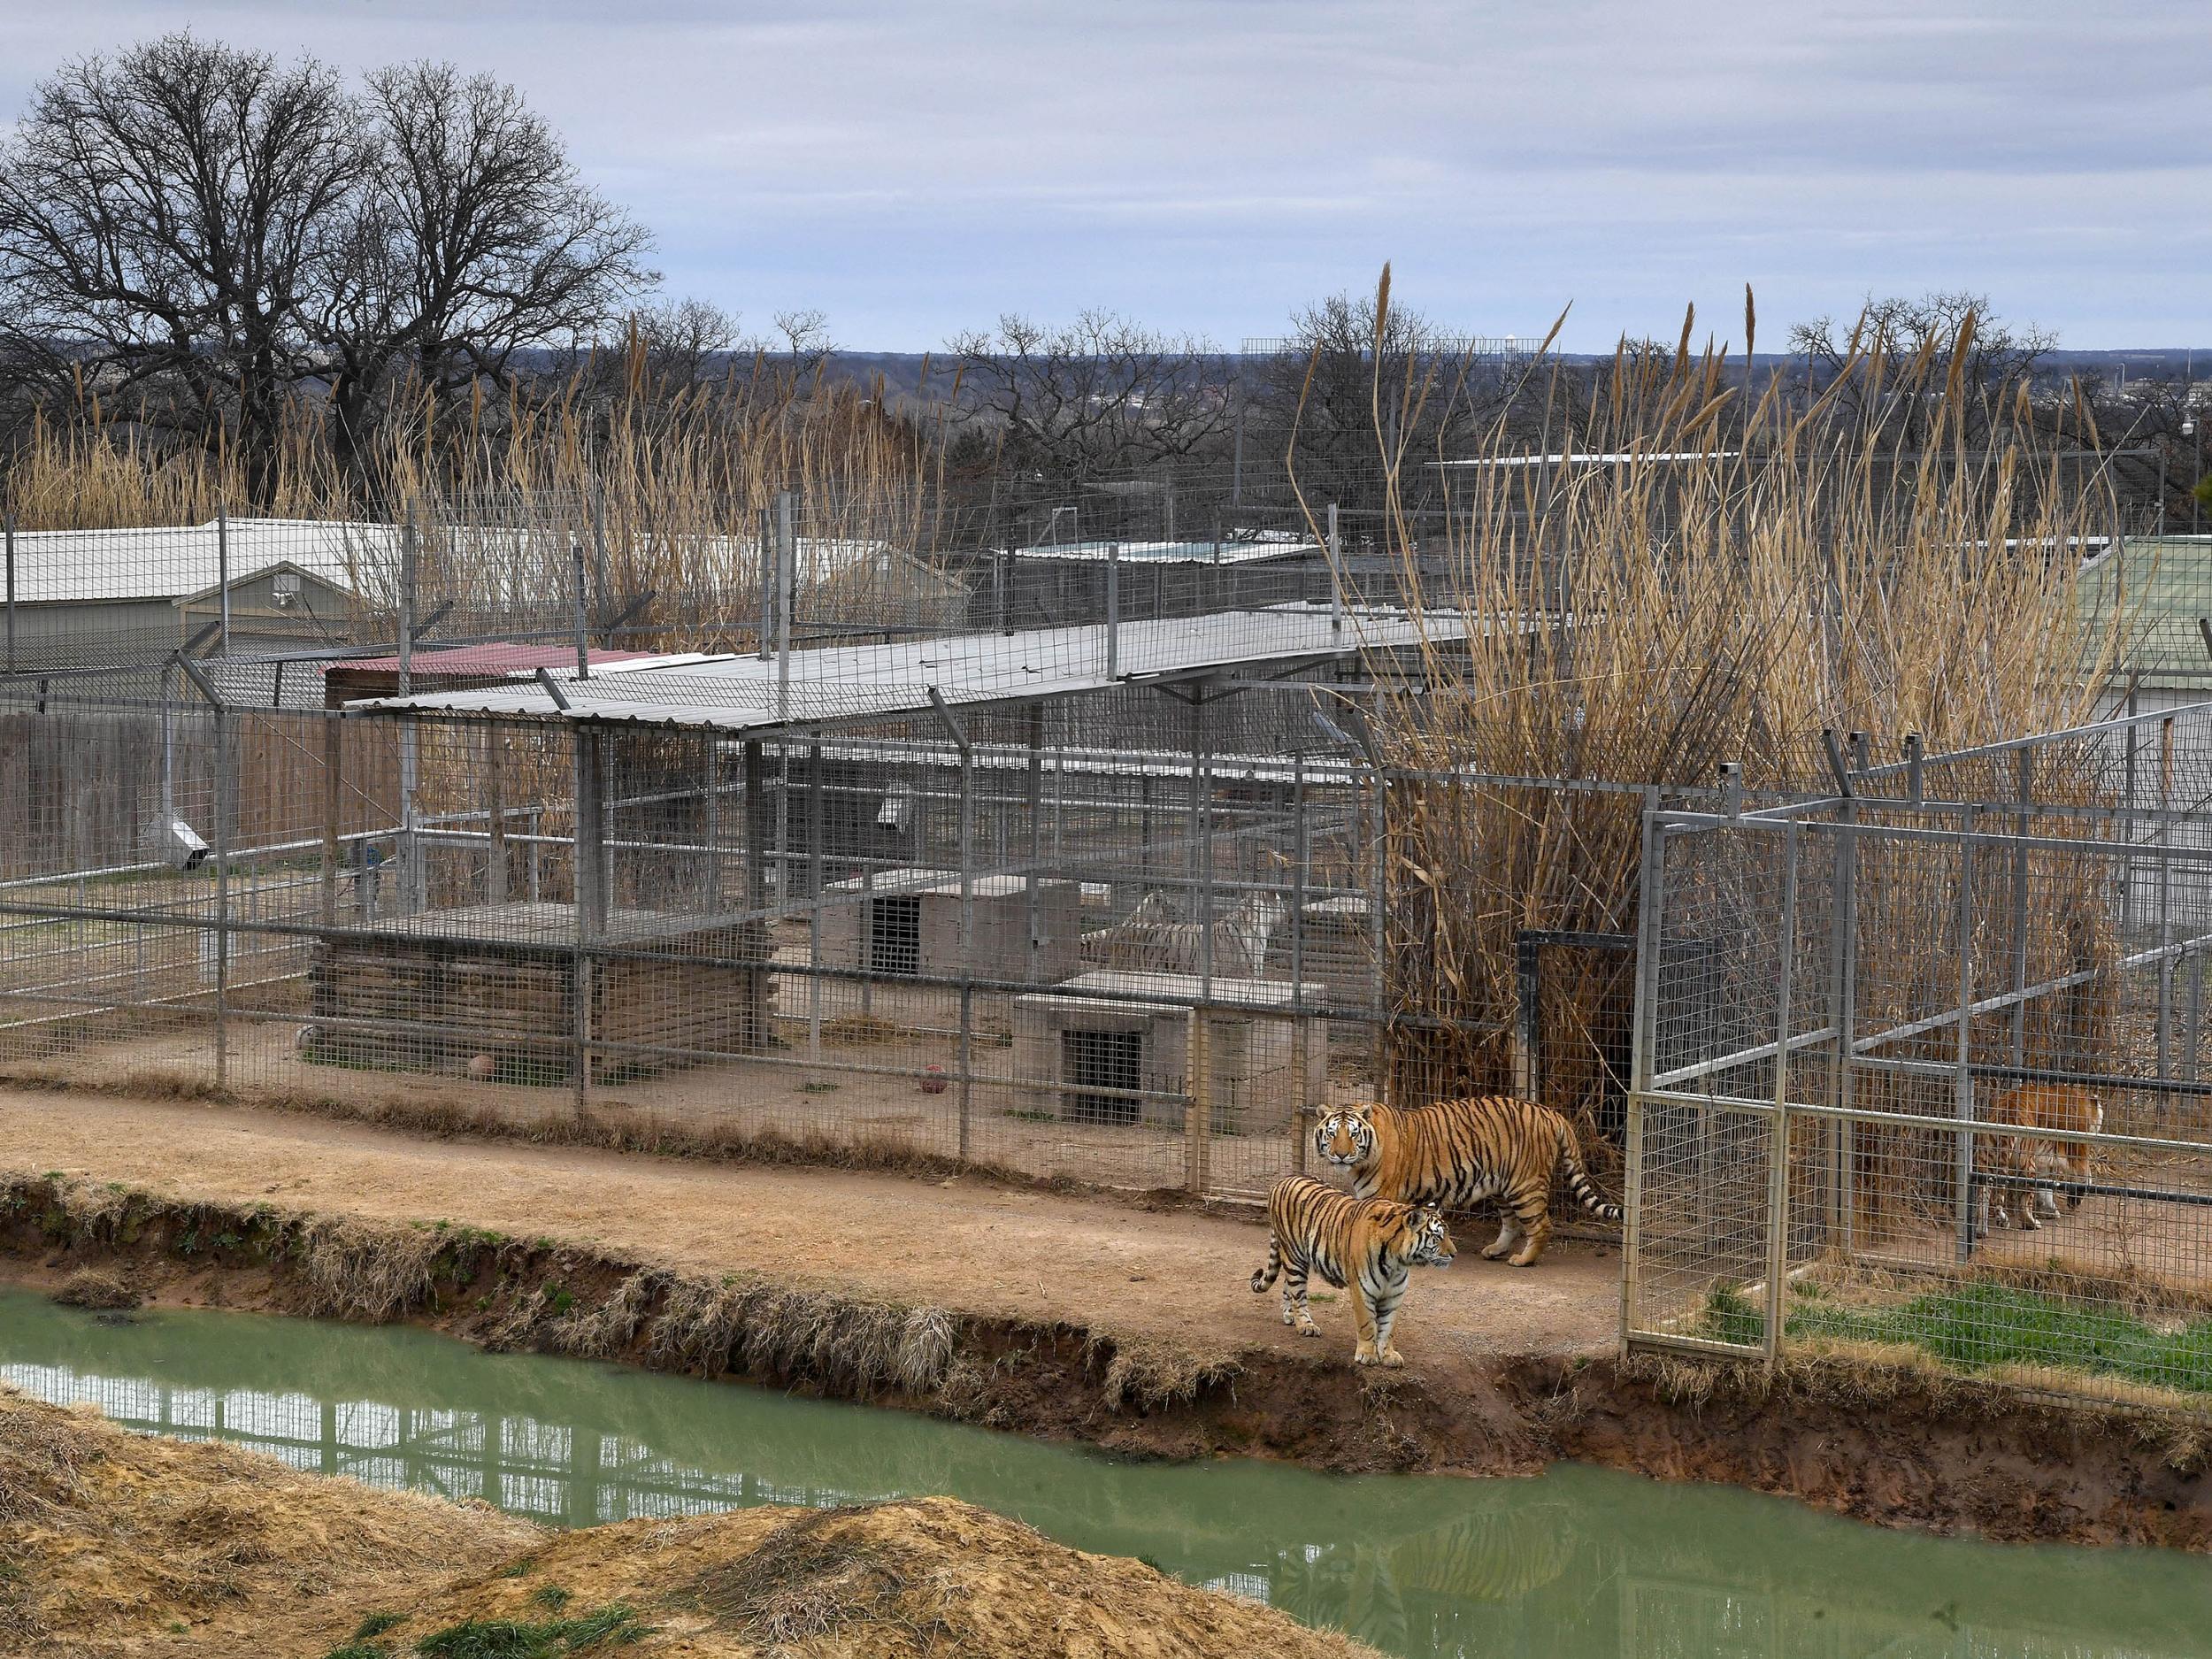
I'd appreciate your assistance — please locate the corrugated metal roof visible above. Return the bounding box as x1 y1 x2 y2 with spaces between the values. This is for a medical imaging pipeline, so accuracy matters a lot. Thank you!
2078 535 2212 688
4 518 380 604
352 603 1470 734
1004 534 1320 565
328 642 665 676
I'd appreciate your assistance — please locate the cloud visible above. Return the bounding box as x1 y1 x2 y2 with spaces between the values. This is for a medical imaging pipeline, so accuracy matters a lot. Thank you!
0 0 2204 346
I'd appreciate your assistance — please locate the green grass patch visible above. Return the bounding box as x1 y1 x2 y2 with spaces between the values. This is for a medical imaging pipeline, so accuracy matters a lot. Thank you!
1701 1286 1767 1348
1787 1281 2212 1394
412 1601 651 1656
1697 1279 2212 1394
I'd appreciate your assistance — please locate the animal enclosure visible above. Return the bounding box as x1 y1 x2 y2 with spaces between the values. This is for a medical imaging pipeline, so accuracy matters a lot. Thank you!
1626 702 2212 1405
0 495 1568 1207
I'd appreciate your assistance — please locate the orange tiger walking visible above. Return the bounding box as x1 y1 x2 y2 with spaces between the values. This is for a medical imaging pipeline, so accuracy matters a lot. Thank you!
1314 1095 1620 1268
1975 1082 2101 1238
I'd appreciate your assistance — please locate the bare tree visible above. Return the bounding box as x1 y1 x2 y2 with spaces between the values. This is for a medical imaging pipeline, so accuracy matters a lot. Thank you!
1788 291 2058 444
1248 290 1503 503
317 61 655 466
949 311 1232 477
0 35 367 484
0 35 657 489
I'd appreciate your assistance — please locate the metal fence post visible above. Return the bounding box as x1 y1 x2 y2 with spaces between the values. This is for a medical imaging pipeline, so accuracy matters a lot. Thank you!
572 724 604 1115
212 694 231 1088
397 515 420 913
217 501 231 657
1291 751 1310 1172
1105 540 1119 679
775 489 795 723
570 535 592 680
1514 932 1542 1102
1954 809 1979 1263
1325 503 1343 633
1763 820 1801 1363
1186 1006 1211 1194
1827 789 1862 1257
1620 804 1667 1350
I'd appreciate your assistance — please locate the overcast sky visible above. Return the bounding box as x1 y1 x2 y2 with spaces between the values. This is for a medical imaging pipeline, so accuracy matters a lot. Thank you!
4 2 2204 351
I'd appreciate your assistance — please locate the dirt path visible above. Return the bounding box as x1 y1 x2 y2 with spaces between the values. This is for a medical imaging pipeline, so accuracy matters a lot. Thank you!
0 1085 1618 1366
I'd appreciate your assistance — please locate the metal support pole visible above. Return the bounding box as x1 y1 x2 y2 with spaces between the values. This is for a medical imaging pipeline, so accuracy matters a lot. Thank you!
1231 363 1246 508
775 489 795 723
572 725 605 1113
589 481 611 643
2008 749 2032 1069
485 727 508 905
1955 810 1979 1263
217 501 231 657
211 693 231 1088
4 511 15 673
1025 704 1044 983
570 536 592 680
1291 752 1310 1172
1763 820 1801 1363
757 504 775 660
396 521 420 915
1104 541 1119 679
1826 786 1861 1256
807 742 825 1064
2158 718 2177 1125
1325 503 1343 634
319 715 342 930
1186 1006 1211 1195
1622 807 1665 1348
1514 932 1542 1102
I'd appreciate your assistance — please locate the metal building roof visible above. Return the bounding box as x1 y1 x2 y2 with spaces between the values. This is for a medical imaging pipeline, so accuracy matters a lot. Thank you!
1003 534 1321 565
350 603 1468 734
4 518 376 604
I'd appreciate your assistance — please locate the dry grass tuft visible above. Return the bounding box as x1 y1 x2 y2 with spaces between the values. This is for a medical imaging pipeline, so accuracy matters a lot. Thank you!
643 1279 958 1397
694 1504 920 1648
1101 1339 1241 1413
292 1216 447 1323
51 1267 139 1311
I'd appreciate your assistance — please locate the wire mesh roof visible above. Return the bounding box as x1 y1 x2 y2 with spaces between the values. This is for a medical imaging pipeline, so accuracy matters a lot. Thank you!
349 603 1470 733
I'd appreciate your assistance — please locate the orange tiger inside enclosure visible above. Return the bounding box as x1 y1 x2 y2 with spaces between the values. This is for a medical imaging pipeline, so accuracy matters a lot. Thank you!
1312 1096 1621 1268
1251 1176 1456 1367
1974 1082 2102 1238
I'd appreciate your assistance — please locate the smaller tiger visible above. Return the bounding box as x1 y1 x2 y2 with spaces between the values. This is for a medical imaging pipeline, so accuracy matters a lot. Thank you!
1250 1175 1455 1367
1975 1082 2101 1238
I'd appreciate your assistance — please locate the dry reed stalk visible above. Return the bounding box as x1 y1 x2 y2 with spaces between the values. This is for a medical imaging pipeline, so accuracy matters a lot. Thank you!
1296 273 2130 1167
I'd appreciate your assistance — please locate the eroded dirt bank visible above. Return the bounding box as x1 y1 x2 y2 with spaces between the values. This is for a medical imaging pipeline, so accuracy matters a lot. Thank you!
5 1170 2209 1556
0 1390 1380 1658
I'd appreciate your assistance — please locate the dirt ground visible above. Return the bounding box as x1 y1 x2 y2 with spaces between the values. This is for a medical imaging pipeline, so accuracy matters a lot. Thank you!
0 1082 1619 1367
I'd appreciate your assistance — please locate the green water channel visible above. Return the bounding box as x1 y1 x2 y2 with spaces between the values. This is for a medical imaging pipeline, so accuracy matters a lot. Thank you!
1 1289 2204 1659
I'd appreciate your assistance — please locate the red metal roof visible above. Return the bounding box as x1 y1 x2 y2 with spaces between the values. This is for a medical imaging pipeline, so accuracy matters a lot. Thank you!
326 643 658 676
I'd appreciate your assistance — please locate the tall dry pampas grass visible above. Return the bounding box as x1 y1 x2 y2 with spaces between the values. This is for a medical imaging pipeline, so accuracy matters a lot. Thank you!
4 338 947 655
1298 273 2128 1141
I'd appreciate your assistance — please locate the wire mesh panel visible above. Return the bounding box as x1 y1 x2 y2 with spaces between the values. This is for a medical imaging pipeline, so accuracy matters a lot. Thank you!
1631 717 2212 1398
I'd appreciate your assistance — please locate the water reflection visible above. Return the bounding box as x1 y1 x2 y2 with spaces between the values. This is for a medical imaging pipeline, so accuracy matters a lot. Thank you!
3 1293 2205 1659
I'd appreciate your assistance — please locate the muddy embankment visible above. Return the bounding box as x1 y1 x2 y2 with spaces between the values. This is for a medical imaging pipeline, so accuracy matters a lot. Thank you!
4 1173 2208 1556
